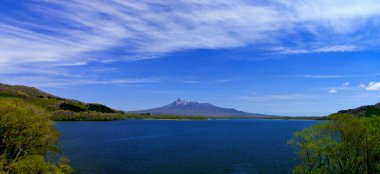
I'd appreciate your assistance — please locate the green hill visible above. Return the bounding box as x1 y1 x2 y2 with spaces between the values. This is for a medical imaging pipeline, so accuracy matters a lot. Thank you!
0 83 206 121
336 103 380 117
0 83 127 120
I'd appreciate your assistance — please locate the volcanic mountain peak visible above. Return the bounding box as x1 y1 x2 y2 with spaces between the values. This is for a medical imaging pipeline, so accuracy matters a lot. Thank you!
133 99 269 117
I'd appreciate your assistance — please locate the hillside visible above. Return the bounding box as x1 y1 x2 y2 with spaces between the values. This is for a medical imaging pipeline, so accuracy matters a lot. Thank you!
337 102 380 117
133 99 269 117
0 83 128 120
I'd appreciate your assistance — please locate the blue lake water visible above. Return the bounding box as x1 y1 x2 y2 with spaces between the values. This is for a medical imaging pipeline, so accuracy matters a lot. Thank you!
55 119 317 174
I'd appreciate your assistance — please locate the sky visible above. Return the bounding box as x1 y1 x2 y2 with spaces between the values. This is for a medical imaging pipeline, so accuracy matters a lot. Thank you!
1 0 380 116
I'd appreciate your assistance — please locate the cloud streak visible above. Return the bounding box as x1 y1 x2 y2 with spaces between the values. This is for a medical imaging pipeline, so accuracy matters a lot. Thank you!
274 45 359 54
239 93 316 102
284 74 345 79
1 0 380 69
0 75 162 88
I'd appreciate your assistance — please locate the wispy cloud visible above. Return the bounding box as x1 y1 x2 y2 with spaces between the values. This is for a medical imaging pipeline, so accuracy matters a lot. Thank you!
53 61 89 67
285 73 380 79
180 80 201 84
292 74 345 79
1 0 380 73
210 79 238 84
0 75 162 88
239 93 316 102
178 78 237 84
275 45 359 54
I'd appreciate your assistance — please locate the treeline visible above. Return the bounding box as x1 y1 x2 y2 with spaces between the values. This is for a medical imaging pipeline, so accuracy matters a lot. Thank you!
51 110 207 121
125 114 208 120
59 102 117 113
338 102 380 117
289 113 380 173
0 98 73 173
260 116 327 120
51 110 126 121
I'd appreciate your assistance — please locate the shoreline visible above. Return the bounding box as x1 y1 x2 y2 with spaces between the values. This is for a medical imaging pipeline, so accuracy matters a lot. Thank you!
53 116 325 122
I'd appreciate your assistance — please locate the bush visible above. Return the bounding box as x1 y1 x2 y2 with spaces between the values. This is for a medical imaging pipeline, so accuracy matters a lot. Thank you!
59 102 87 112
289 113 380 174
52 110 126 121
87 104 115 113
0 98 72 173
13 155 51 174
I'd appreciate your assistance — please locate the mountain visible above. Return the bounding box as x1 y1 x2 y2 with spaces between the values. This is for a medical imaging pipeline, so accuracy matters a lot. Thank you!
337 102 380 117
133 99 269 117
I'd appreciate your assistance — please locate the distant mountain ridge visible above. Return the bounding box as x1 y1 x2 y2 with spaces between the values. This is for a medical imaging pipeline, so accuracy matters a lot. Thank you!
133 99 269 117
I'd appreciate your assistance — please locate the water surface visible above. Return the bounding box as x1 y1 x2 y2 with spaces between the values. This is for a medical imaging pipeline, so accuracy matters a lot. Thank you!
55 119 317 174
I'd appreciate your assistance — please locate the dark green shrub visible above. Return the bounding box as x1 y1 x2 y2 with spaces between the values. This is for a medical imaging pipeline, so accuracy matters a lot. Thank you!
59 103 87 112
87 104 115 113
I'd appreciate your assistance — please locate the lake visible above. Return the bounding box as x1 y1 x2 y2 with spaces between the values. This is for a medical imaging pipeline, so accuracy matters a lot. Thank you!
55 119 317 174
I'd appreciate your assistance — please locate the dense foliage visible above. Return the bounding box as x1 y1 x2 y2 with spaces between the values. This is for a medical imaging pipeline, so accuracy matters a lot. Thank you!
289 113 380 174
0 98 72 173
87 104 115 113
338 103 380 117
59 103 87 112
59 103 116 113
0 83 127 121
52 110 127 121
51 110 207 121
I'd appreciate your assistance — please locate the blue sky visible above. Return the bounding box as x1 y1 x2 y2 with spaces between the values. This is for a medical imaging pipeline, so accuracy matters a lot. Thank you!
1 0 380 116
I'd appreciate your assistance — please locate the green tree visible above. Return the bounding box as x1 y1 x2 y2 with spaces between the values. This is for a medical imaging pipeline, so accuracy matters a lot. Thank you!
289 113 380 174
0 98 72 173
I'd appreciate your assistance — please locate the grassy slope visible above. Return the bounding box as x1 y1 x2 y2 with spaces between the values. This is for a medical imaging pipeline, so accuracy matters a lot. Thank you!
0 83 207 121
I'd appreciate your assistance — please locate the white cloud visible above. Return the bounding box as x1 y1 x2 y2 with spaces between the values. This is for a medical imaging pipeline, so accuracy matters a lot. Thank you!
328 89 338 93
342 82 350 86
360 82 380 91
1 0 380 74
